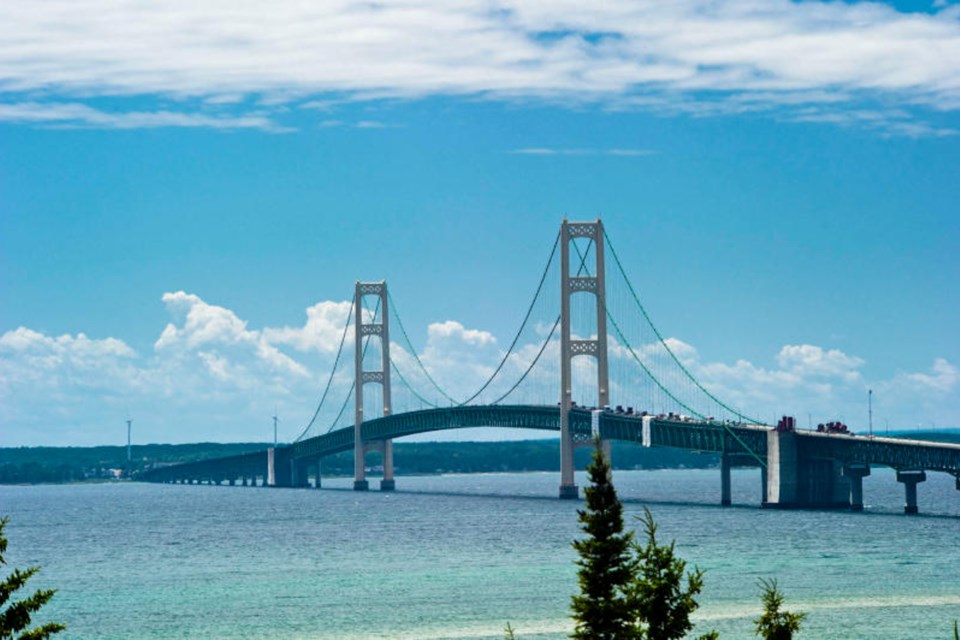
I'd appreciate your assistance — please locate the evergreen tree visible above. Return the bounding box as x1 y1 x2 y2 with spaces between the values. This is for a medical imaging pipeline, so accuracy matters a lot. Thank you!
570 441 639 640
754 578 804 640
631 508 716 640
0 517 65 639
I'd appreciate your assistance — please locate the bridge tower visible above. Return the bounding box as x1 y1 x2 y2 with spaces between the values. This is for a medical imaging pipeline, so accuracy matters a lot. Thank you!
559 219 610 499
353 281 395 491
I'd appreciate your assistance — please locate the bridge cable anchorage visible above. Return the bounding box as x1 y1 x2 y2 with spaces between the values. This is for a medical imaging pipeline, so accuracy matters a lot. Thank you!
456 229 562 406
324 296 382 434
293 292 356 443
603 228 763 425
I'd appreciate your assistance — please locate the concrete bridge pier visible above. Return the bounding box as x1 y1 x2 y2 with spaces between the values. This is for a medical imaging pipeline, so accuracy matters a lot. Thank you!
353 441 369 491
764 431 850 508
267 447 294 487
764 430 797 507
718 453 759 506
558 429 578 499
380 439 395 491
291 459 311 488
314 458 322 489
760 466 767 505
843 464 871 511
721 454 732 506
897 470 926 514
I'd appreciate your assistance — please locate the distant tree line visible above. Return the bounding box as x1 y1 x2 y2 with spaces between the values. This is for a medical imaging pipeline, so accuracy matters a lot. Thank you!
0 443 271 484
4 430 956 485
1 439 717 484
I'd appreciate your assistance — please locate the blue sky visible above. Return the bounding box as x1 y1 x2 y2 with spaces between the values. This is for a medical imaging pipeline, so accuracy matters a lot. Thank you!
1 0 958 446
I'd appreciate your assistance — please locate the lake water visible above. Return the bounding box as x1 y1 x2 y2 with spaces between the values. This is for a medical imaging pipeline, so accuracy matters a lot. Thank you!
2 468 958 639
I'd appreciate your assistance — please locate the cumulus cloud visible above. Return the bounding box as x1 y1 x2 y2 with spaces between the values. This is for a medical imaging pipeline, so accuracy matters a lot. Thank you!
0 326 136 360
777 344 864 382
156 291 308 378
1 292 957 445
427 321 497 348
1 1 959 134
890 357 959 394
0 292 345 445
0 327 139 396
262 300 353 354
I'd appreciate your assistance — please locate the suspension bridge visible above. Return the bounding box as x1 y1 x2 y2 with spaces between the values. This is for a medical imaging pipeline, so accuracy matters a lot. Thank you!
139 220 960 514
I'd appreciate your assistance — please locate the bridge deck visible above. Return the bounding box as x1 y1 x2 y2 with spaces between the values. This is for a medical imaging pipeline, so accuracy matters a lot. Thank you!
137 405 960 483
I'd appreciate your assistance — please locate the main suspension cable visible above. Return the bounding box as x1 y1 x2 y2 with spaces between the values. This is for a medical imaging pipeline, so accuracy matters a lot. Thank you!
390 358 439 409
387 289 459 405
490 316 559 405
570 240 703 418
455 230 561 406
293 293 355 443
490 235 595 405
603 228 762 424
321 296 381 435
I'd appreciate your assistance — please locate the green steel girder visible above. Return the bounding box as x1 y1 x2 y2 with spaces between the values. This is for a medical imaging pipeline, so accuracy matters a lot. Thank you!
138 405 960 484
796 432 960 475
599 414 768 458
289 405 566 461
138 450 268 483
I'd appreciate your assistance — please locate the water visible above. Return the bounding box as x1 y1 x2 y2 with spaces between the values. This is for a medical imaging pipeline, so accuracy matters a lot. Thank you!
2 468 958 639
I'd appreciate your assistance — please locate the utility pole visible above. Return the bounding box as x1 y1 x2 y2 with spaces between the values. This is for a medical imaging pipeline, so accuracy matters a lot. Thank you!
868 389 873 437
126 418 133 462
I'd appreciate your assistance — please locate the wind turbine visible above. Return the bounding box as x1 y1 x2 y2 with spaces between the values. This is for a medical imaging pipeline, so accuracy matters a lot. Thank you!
272 407 279 448
125 413 133 463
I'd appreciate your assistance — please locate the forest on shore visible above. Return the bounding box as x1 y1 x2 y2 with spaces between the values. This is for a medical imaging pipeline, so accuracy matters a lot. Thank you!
2 431 957 485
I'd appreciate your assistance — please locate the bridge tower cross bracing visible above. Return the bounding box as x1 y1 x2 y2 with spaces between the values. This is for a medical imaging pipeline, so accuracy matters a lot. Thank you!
353 281 395 491
559 219 610 499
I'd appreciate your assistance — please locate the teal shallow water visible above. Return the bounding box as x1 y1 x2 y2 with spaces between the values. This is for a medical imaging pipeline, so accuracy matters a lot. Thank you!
2 468 958 639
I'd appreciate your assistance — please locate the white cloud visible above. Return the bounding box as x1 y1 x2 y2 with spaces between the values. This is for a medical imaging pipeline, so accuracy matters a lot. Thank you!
156 291 308 378
2 293 957 445
427 321 496 348
0 326 136 360
1 1 959 135
0 101 283 131
262 300 353 354
777 344 864 382
900 357 958 394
